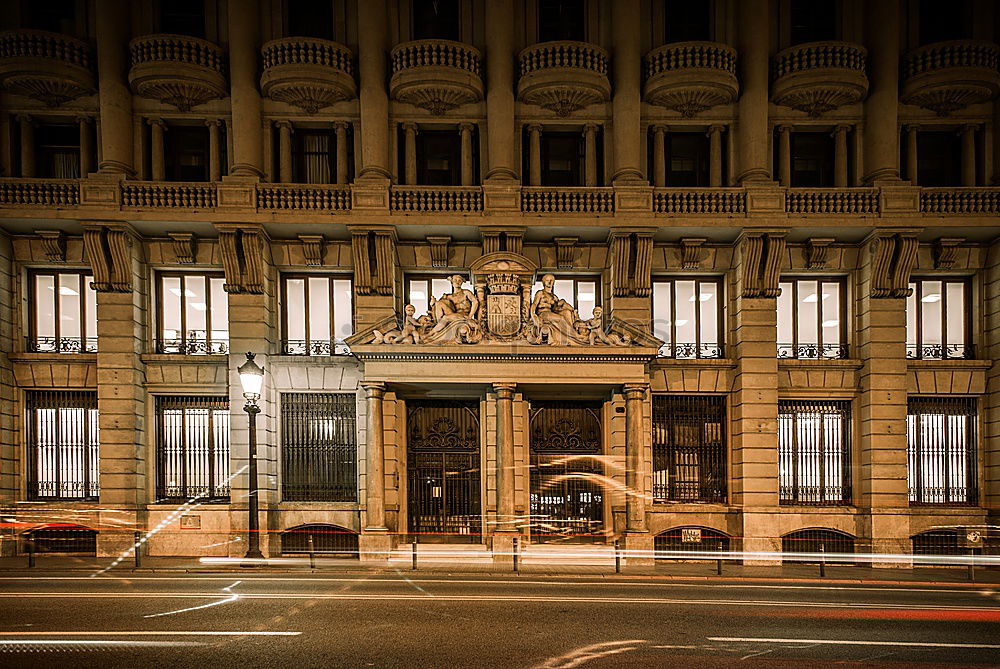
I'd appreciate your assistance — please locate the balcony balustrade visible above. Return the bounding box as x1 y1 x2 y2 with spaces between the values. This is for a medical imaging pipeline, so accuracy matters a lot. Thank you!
517 41 610 116
0 30 95 106
521 187 614 214
390 39 483 114
260 37 355 113
0 178 80 207
771 41 868 116
257 183 351 212
128 34 227 111
653 188 745 215
643 41 738 116
785 188 879 214
121 182 217 209
919 187 1000 214
390 186 483 213
902 40 1000 115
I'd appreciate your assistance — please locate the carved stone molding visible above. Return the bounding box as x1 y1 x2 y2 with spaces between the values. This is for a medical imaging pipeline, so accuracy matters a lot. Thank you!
806 237 835 269
869 231 919 298
167 232 196 264
427 236 451 267
554 237 578 269
298 234 325 266
35 230 66 262
481 228 524 255
679 237 707 270
350 226 396 296
82 224 135 293
610 230 654 297
934 237 965 269
217 225 269 295
739 231 787 298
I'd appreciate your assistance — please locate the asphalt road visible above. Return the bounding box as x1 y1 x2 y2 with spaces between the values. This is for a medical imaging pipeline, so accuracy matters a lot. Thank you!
0 573 998 668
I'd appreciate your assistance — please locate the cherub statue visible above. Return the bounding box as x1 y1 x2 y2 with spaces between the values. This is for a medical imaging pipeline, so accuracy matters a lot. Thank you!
393 304 423 344
578 306 630 346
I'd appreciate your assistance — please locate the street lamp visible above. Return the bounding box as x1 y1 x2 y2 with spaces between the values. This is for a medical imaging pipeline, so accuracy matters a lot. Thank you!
238 352 264 562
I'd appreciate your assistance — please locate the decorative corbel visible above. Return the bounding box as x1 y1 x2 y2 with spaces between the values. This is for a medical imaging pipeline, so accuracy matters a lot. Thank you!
609 229 654 297
35 230 65 262
739 230 786 298
933 237 964 269
869 231 919 298
217 225 269 294
481 228 524 255
167 232 196 264
805 237 835 269
427 236 451 267
349 226 396 296
82 224 135 293
679 237 707 270
298 234 325 266
553 237 578 269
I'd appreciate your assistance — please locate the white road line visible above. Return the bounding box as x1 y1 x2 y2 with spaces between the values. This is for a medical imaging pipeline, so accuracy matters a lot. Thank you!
709 637 1000 650
144 580 243 618
0 631 301 636
0 640 206 648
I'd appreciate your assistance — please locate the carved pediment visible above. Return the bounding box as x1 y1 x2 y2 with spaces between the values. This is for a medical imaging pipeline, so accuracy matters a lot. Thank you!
469 251 538 277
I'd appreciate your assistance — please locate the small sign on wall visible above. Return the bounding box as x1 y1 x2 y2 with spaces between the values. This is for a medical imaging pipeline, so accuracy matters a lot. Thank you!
180 515 202 530
681 528 702 543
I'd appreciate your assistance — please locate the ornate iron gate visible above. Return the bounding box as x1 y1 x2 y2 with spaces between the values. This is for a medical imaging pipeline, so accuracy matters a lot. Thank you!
406 400 481 541
529 401 604 542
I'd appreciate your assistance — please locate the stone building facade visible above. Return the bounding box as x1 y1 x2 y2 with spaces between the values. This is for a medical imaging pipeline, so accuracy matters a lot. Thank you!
0 0 997 563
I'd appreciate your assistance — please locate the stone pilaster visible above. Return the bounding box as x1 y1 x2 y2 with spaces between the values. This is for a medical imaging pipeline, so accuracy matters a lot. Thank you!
350 226 397 331
983 241 1000 519
607 229 654 327
735 0 771 183
484 0 517 182
360 381 391 560
623 383 652 562
95 0 133 174
0 232 15 505
356 0 391 182
227 0 263 178
492 383 517 563
862 0 901 183
611 0 644 184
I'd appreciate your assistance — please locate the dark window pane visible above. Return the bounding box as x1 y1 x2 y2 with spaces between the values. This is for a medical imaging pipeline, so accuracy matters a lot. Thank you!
917 131 961 187
34 124 80 179
664 0 711 43
652 395 726 502
790 132 834 187
540 132 583 186
538 0 586 42
790 0 836 44
293 130 334 183
164 126 209 182
287 0 334 39
281 393 357 501
919 0 969 44
666 133 709 186
416 130 461 185
412 0 460 41
160 0 205 38
26 0 76 34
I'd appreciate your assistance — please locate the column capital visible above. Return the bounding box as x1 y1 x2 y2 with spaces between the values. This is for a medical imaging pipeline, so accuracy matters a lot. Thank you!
622 383 648 400
147 117 166 129
651 124 668 135
583 122 600 134
459 122 476 133
961 123 980 134
205 118 222 128
493 382 516 399
333 120 350 131
361 381 386 398
274 119 293 130
832 124 850 136
526 123 543 134
401 121 419 133
15 113 31 124
76 115 94 125
707 124 724 135
776 124 793 134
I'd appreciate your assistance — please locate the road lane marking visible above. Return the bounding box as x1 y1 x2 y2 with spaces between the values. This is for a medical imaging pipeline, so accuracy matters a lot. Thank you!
0 640 206 648
144 580 243 618
0 631 302 636
709 637 1000 650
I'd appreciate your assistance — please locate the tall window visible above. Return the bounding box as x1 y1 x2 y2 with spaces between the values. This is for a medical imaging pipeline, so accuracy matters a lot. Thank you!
416 130 462 185
159 0 205 38
906 278 971 360
776 278 847 359
778 400 851 505
282 275 353 355
406 275 474 317
652 395 726 503
538 0 585 42
652 278 723 358
293 130 335 184
663 0 711 43
281 393 357 501
157 274 229 354
287 0 335 39
790 132 835 186
919 0 970 44
915 131 962 187
24 0 76 34
163 125 210 182
908 397 977 505
34 123 80 178
412 0 460 41
789 0 837 44
155 396 230 502
539 131 588 187
531 275 598 319
26 391 99 500
29 270 97 353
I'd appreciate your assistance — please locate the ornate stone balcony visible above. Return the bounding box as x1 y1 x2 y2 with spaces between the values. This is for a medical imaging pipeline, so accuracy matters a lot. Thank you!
902 40 1000 115
121 182 217 209
260 37 355 113
0 178 80 206
517 41 610 116
642 41 738 116
920 187 1000 214
521 187 614 214
390 186 483 213
256 183 351 211
653 188 745 214
771 41 868 116
785 188 879 214
0 30 95 106
128 34 226 111
390 40 483 114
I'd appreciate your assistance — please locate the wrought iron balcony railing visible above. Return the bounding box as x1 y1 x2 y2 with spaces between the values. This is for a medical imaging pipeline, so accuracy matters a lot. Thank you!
153 338 229 355
906 343 975 361
25 336 98 354
280 339 350 356
656 343 724 360
777 343 850 360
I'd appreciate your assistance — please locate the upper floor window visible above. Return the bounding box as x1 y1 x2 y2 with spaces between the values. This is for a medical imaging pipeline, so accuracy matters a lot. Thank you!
776 278 847 359
412 0 460 41
652 395 726 503
157 274 228 354
914 130 962 187
294 129 333 184
34 123 80 179
652 278 723 359
287 0 335 40
906 278 971 360
26 391 99 501
663 0 711 43
282 275 353 355
417 129 461 186
538 0 586 42
790 131 834 187
789 0 837 44
406 275 474 317
155 395 230 503
541 131 584 187
159 0 206 38
29 270 97 353
281 393 358 501
908 396 977 505
531 275 598 319
778 399 852 505
918 0 970 45
164 125 210 182
24 0 76 35
659 132 710 187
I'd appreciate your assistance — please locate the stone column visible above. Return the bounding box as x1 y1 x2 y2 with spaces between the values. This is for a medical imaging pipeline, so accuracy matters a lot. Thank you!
357 0 391 180
584 123 598 186
95 0 133 174
334 121 350 184
905 125 918 184
736 0 771 183
708 124 724 187
363 381 387 530
834 124 850 188
862 0 901 182
527 124 542 186
777 125 791 186
611 0 644 183
276 121 293 183
651 125 666 187
484 0 516 180
623 383 647 532
494 383 516 528
148 119 165 181
227 0 263 177
403 123 418 185
17 115 34 178
207 120 221 182
78 117 93 176
460 123 475 186
961 124 977 187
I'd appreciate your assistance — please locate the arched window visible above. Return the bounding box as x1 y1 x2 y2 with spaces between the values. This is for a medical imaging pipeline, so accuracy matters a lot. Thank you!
911 529 963 556
280 524 359 557
781 528 854 564
654 526 730 560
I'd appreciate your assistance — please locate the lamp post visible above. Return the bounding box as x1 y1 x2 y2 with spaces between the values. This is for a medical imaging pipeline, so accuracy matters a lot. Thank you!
238 352 265 563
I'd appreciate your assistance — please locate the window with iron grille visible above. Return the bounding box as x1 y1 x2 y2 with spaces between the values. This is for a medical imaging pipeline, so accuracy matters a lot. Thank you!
781 528 855 563
155 396 230 502
652 278 724 358
652 395 726 503
778 400 852 505
906 279 972 360
281 393 357 501
28 270 97 353
280 524 359 556
26 391 99 500
907 396 977 505
156 273 229 355
24 525 97 555
776 278 848 359
654 527 730 559
281 275 353 355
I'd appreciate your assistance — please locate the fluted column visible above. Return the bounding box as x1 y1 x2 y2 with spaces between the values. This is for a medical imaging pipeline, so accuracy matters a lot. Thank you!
95 0 133 174
961 124 977 186
611 0 644 182
227 0 263 177
494 383 516 531
334 121 350 184
357 0 391 180
362 382 387 531
148 119 165 181
777 125 791 186
403 123 418 185
624 383 647 533
863 0 901 182
527 124 542 186
736 0 771 183
207 120 221 182
906 125 918 184
834 124 850 188
17 115 34 178
276 121 293 183
708 124 724 187
652 125 666 187
584 123 598 186
484 0 516 180
460 123 475 186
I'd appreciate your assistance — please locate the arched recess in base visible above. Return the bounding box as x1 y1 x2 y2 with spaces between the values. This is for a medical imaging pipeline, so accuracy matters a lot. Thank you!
781 528 855 564
23 524 98 555
280 524 359 558
654 526 730 561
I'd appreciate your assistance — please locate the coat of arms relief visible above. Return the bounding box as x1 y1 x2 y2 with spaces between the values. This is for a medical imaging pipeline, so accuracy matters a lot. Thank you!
366 252 652 348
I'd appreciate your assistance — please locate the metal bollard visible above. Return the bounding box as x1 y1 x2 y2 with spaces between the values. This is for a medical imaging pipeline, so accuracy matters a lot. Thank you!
819 544 826 578
26 538 34 569
615 539 621 574
134 531 142 568
513 535 519 574
968 548 976 583
716 541 723 576
308 534 316 569
412 537 418 571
